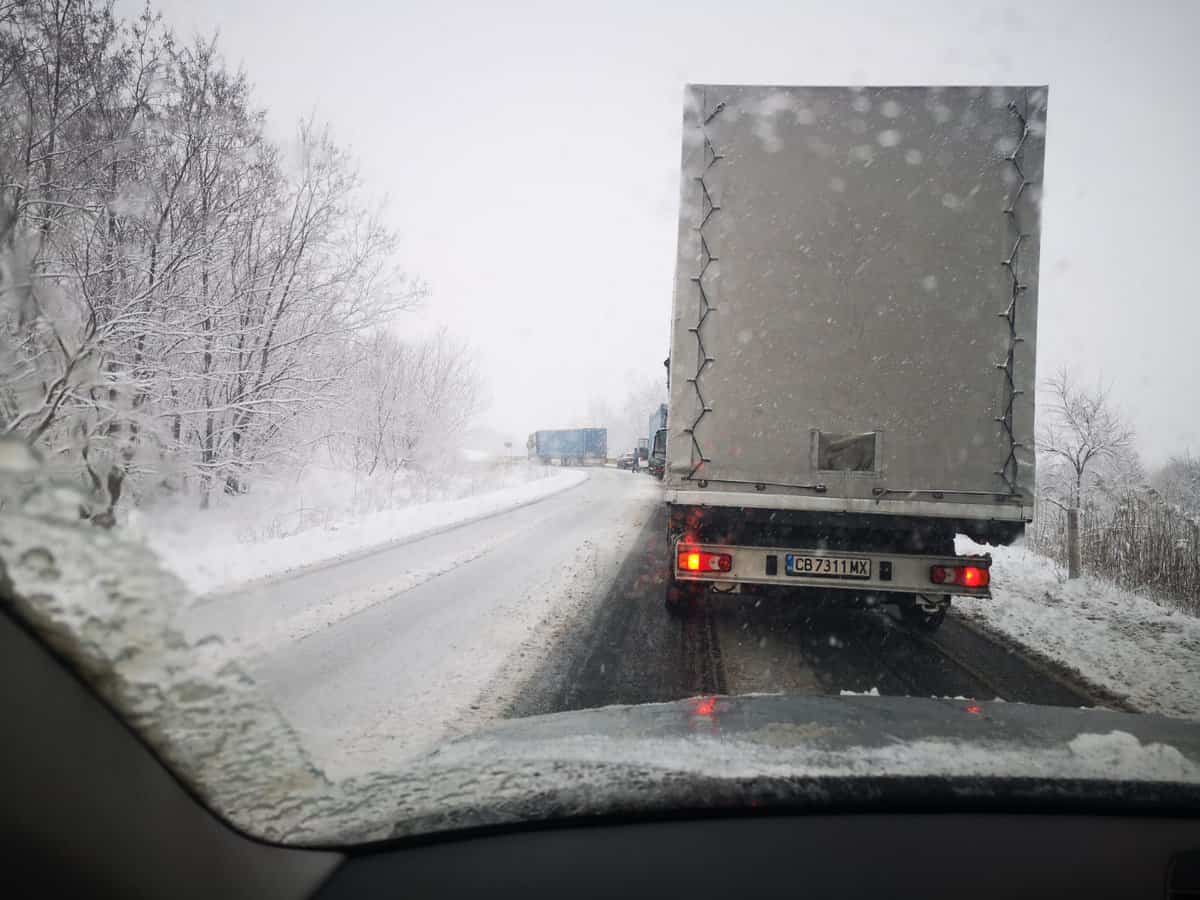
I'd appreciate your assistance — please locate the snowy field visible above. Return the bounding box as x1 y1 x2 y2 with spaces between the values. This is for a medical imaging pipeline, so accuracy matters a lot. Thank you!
135 458 585 596
955 537 1200 720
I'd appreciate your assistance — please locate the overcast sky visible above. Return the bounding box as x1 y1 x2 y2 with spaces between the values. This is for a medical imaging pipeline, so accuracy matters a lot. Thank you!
124 0 1200 463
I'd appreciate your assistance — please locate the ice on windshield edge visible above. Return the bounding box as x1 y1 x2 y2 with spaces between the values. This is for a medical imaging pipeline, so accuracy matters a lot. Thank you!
0 438 408 844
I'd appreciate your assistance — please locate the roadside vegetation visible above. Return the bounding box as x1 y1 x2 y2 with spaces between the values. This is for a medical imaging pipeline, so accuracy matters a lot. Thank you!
1 0 481 525
1034 370 1199 614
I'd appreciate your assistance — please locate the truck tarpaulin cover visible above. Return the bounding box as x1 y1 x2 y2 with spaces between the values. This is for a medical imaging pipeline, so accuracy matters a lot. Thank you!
665 85 1046 513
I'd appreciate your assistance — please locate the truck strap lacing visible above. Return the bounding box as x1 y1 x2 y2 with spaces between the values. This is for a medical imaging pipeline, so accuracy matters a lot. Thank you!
684 90 724 482
995 89 1038 496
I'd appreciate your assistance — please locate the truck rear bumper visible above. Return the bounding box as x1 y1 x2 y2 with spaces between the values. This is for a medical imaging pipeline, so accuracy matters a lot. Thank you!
665 488 1032 524
672 539 992 599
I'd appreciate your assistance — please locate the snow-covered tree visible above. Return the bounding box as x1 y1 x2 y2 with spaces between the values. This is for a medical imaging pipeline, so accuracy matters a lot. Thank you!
1037 368 1138 578
330 328 484 475
583 375 667 456
1154 453 1200 520
1 0 424 517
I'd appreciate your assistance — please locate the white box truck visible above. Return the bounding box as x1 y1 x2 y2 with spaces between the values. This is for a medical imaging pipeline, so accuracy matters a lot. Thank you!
664 85 1047 630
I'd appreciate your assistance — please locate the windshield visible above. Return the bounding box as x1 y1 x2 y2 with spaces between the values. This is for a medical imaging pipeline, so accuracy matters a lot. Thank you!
2 0 1199 846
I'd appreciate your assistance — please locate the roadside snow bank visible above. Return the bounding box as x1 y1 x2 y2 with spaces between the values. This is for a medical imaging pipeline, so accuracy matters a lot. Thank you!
140 467 587 596
954 537 1200 720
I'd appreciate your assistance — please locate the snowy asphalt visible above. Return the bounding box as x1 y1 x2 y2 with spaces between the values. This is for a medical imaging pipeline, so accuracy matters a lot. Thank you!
510 470 1100 718
201 467 1104 777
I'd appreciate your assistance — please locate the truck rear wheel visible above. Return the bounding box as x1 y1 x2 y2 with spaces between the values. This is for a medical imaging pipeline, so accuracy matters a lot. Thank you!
898 594 951 632
665 580 706 617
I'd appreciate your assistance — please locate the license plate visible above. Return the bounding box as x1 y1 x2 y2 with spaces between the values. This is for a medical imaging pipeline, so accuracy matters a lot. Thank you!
785 554 871 579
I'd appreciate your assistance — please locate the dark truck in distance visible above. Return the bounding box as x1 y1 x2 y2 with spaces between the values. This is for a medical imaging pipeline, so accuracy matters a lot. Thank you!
527 428 608 466
648 402 668 478
663 85 1046 631
648 427 667 479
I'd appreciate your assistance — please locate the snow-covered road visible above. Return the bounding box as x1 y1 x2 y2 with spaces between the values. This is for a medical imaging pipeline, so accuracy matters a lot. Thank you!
180 467 661 778
175 466 1193 784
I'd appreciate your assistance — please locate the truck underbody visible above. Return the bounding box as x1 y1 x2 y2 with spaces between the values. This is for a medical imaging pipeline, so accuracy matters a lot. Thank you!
665 502 1013 631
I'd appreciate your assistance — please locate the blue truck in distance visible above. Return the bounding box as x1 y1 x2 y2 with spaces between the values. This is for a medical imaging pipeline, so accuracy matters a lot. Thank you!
527 428 608 466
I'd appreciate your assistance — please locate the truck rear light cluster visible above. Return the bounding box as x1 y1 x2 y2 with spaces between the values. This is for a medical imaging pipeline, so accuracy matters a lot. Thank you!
677 548 732 573
930 564 990 588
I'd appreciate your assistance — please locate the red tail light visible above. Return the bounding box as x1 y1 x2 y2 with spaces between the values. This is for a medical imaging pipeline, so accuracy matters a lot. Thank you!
960 566 988 588
677 547 732 573
930 564 990 588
